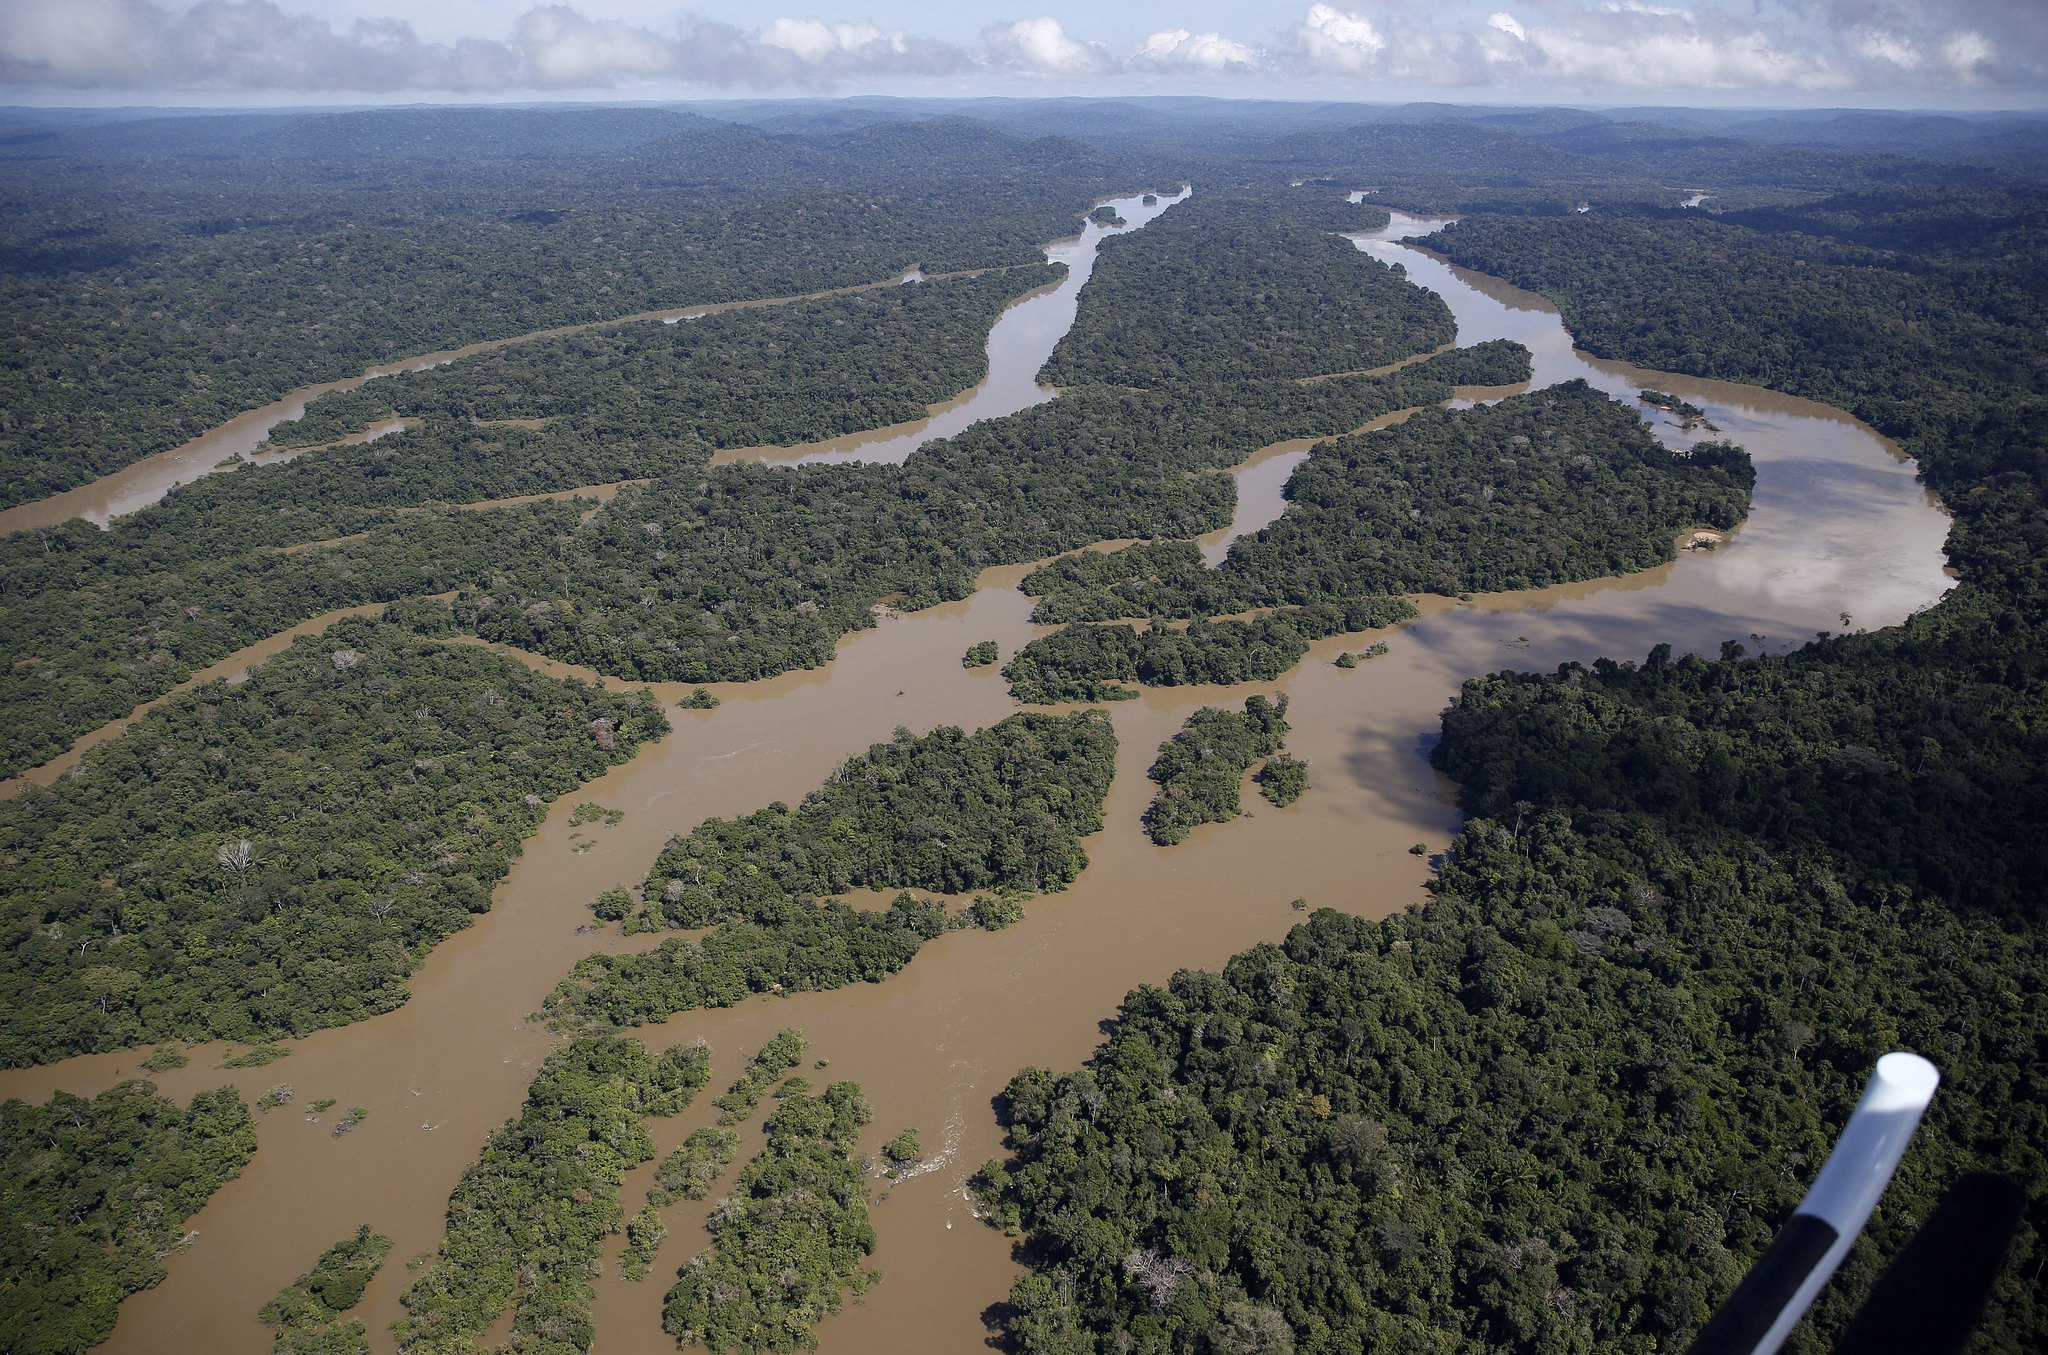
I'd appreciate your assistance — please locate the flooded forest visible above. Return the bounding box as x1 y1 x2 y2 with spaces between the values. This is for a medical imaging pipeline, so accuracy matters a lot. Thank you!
2 101 2043 1355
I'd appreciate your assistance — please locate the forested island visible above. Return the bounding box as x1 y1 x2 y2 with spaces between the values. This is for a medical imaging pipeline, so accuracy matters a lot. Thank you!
0 603 666 1065
1 96 2043 1355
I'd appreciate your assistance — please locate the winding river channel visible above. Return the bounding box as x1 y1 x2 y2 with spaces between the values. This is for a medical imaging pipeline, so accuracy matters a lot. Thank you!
0 199 1953 1355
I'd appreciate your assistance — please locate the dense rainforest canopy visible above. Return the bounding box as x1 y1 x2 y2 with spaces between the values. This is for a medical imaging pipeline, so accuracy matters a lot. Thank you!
2 99 2045 1355
0 109 1164 507
0 1080 257 1355
982 135 2048 1355
663 1079 878 1354
1002 599 1418 705
0 605 666 1065
543 713 1114 1031
258 1224 392 1355
0 335 1524 780
1017 381 1754 621
1039 188 1453 388
634 712 1119 931
1143 697 1295 847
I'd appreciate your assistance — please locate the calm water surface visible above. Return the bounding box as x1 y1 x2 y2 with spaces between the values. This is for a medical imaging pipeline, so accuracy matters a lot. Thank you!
0 203 1952 1355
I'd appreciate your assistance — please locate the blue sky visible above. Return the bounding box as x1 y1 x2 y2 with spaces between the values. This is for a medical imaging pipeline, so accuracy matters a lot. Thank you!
3 1 2043 108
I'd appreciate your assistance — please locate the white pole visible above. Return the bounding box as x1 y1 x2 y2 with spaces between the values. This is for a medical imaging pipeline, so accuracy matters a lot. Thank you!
1749 1051 1941 1355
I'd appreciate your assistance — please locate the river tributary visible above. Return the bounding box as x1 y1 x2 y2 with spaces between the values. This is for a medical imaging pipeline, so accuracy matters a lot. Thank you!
0 202 1953 1355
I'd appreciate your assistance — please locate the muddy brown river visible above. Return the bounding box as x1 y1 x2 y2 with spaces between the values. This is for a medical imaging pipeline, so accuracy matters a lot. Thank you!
0 205 1952 1355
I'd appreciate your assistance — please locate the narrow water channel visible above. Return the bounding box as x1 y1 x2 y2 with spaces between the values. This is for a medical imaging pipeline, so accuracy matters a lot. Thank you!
0 208 1953 1355
0 269 924 535
709 187 1191 468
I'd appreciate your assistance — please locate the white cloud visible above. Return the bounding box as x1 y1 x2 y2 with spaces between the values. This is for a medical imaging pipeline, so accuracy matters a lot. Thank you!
1850 28 1924 71
1133 28 1260 72
512 6 669 87
982 16 1112 77
1296 4 1387 75
0 0 969 91
0 0 2039 97
1941 30 1995 81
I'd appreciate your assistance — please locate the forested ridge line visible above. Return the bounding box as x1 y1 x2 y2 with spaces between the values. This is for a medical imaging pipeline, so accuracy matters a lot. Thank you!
1 107 1170 509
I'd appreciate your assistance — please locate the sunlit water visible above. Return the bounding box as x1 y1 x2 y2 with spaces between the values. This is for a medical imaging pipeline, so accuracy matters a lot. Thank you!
0 198 1954 1355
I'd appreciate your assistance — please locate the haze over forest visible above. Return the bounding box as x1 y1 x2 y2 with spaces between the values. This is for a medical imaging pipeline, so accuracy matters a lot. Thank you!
0 10 2044 1355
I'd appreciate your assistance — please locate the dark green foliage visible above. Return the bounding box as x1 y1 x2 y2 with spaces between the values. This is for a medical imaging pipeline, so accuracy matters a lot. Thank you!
543 716 1070 1022
1002 598 1417 703
542 893 953 1032
963 640 1000 668
1021 383 1754 621
591 888 634 923
1424 197 2048 606
220 1044 291 1069
0 345 1522 781
259 1225 392 1355
648 1128 742 1208
634 713 1119 931
621 1207 667 1283
139 1045 188 1072
0 503 588 778
448 344 1526 686
0 109 1149 508
680 688 722 710
983 802 2048 1355
1041 189 1454 387
645 1043 714 1118
967 893 1029 931
1145 697 1291 846
395 1034 672 1355
1638 389 1712 428
1257 753 1309 807
265 266 1057 454
0 615 665 1066
0 1081 256 1355
1428 206 2047 487
884 1129 922 1164
663 1080 877 1354
1438 603 2048 928
983 174 2048 1353
714 1030 809 1126
568 802 623 828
